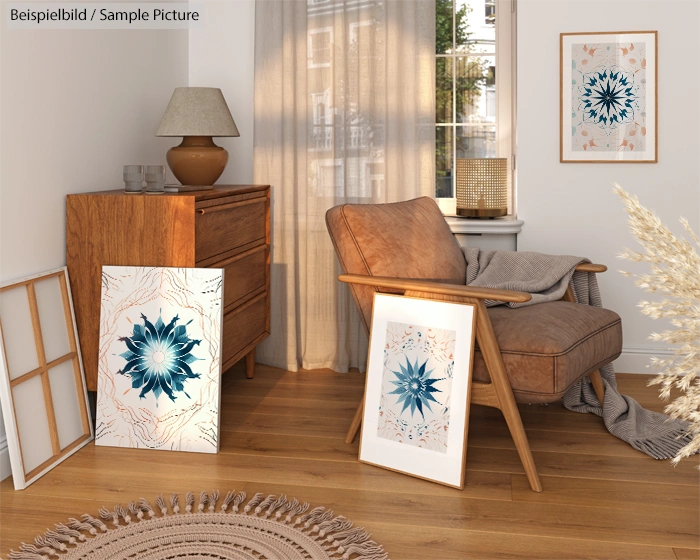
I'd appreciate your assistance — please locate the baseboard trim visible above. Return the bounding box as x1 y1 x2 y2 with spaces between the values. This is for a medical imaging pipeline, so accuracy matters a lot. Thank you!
614 346 674 375
0 436 11 481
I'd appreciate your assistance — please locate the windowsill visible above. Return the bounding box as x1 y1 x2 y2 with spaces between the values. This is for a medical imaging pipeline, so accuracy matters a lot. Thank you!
444 215 524 235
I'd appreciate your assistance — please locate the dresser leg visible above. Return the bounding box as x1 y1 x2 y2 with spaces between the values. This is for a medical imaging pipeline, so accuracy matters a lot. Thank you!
245 349 255 379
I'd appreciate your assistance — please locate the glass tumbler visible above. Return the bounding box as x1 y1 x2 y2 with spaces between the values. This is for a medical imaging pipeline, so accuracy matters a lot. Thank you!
123 165 144 193
145 165 166 194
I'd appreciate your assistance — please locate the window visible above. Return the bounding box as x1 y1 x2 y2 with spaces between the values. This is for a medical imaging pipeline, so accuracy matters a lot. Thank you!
435 0 515 214
308 28 332 68
485 0 496 25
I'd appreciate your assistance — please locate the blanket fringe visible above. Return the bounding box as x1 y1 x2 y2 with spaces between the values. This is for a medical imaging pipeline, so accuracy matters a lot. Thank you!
630 429 696 460
9 491 389 560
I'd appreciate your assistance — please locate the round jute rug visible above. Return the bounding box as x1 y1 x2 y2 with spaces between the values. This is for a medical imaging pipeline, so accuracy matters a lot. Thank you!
8 490 388 560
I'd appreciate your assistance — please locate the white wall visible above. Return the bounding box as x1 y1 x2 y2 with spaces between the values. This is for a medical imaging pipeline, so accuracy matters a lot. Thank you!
517 0 700 373
0 22 189 479
189 0 256 184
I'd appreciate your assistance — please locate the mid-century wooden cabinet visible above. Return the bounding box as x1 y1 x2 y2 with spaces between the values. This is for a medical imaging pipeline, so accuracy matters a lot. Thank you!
66 185 270 391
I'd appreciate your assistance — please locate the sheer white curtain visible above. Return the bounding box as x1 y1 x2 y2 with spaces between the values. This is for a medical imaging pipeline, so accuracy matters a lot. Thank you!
254 0 435 372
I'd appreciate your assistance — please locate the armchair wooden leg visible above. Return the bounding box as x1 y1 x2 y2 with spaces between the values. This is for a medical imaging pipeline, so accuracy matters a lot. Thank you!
345 401 364 444
589 369 605 406
475 300 543 493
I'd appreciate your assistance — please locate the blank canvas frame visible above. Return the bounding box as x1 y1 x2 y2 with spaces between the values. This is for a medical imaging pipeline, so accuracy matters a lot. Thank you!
0 267 93 490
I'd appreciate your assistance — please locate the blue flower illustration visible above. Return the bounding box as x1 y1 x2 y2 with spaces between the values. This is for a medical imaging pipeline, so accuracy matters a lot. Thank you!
117 312 202 402
387 356 443 420
577 67 638 129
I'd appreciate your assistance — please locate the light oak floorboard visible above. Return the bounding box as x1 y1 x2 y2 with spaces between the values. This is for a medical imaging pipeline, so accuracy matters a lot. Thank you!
511 473 699 511
1 368 697 559
367 523 679 560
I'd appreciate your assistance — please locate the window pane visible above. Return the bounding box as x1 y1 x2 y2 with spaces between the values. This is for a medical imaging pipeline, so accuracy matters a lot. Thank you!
436 126 453 198
308 29 332 68
456 55 495 124
436 58 453 124
456 0 496 54
456 125 496 159
436 0 454 54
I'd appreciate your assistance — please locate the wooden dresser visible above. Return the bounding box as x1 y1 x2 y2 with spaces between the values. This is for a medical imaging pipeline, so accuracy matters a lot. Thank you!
66 185 270 391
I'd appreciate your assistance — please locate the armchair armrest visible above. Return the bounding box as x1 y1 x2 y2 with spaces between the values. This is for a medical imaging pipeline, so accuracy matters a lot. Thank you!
575 263 607 273
338 274 532 304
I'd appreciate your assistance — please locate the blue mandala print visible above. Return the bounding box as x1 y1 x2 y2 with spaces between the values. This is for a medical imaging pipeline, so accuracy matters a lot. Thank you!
117 312 202 402
577 67 638 130
387 356 444 420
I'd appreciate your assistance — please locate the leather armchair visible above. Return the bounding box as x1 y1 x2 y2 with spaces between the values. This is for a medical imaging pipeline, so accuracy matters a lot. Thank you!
326 196 622 492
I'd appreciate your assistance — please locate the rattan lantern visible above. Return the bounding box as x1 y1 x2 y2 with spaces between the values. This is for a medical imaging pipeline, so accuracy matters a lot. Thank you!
455 158 508 218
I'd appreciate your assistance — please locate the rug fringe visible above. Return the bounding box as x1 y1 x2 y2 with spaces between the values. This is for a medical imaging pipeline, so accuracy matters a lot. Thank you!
197 491 208 513
53 524 86 543
243 492 264 514
140 497 157 518
169 493 180 514
231 490 247 513
127 501 143 521
8 542 57 559
156 495 168 516
209 490 220 512
8 490 390 560
220 490 236 512
79 514 108 532
65 518 97 536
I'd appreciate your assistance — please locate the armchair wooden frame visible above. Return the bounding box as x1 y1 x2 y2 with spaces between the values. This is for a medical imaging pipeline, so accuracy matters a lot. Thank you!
341 263 607 493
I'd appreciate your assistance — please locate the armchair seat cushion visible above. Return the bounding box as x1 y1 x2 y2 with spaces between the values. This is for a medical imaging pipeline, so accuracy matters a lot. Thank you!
472 301 622 403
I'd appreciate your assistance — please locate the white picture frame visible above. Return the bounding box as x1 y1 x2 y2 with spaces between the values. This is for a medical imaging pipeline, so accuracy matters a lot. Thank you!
560 31 658 163
0 267 93 490
359 293 476 489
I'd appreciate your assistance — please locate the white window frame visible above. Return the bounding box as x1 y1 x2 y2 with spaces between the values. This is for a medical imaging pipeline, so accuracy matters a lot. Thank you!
308 27 333 69
436 0 517 217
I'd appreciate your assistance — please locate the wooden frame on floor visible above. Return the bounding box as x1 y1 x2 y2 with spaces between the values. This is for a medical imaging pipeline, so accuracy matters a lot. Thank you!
0 267 93 490
358 293 477 489
341 263 609 493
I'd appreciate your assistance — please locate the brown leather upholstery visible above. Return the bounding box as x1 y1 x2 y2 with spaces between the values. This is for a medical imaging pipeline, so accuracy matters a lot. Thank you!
473 302 622 403
326 197 465 332
325 196 623 403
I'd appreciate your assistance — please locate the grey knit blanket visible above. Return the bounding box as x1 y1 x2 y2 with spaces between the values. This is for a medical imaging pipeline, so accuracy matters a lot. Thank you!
463 248 694 460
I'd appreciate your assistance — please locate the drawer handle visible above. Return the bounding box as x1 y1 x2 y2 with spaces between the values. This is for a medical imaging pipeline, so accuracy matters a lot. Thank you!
196 198 265 215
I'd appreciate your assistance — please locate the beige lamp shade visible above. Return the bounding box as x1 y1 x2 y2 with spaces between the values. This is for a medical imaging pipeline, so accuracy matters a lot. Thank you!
156 87 239 137
456 158 508 218
156 87 239 186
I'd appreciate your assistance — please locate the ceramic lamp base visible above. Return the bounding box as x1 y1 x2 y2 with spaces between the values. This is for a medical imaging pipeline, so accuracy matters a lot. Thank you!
166 136 228 186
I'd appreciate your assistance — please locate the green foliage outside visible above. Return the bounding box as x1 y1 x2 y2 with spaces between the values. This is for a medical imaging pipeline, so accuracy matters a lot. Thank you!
435 0 490 197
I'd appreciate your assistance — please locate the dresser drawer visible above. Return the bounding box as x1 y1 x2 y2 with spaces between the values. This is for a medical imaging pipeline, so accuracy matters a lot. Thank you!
222 293 267 367
195 197 266 263
218 246 268 311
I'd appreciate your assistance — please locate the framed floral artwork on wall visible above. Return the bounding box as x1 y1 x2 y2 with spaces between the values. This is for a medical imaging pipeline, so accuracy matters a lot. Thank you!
96 266 223 454
359 294 476 489
560 31 657 163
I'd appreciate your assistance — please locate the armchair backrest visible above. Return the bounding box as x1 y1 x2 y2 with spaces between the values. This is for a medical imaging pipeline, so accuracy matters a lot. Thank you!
325 197 467 333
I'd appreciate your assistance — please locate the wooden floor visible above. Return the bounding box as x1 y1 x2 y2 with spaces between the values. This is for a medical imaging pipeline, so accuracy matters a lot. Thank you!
1 365 698 559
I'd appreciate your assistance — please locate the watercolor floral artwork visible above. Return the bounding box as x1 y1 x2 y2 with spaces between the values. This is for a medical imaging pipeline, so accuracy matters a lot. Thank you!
360 294 475 489
96 266 223 454
561 31 657 162
378 322 455 453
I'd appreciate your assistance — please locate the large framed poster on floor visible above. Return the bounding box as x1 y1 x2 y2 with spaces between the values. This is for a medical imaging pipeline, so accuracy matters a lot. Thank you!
359 293 476 489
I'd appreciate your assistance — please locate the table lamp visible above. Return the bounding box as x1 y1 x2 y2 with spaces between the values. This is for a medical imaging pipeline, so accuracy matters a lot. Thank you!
156 87 240 186
455 158 508 218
